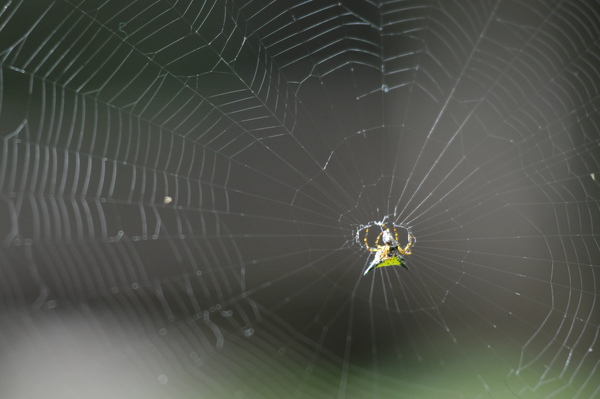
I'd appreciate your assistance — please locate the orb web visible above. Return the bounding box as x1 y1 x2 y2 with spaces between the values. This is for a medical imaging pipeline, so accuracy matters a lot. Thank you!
1 0 599 398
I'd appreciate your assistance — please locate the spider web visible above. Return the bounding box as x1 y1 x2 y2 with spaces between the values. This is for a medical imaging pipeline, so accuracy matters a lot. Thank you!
1 0 599 398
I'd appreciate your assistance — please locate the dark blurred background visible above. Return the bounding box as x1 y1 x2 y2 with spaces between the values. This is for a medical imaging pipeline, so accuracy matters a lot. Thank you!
1 0 599 398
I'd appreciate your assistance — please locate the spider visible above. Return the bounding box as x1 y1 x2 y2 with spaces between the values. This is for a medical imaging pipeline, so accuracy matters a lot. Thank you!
363 224 414 275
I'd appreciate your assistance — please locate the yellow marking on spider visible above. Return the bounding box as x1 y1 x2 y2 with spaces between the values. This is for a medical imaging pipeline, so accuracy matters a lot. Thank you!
375 256 407 268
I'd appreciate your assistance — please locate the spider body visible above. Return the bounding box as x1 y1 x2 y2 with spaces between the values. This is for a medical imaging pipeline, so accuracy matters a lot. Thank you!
363 225 414 275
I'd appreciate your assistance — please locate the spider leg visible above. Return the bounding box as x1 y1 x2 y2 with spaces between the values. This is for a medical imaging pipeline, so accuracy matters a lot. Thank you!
363 227 382 251
399 235 414 255
374 231 383 247
363 227 372 250
378 246 390 260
